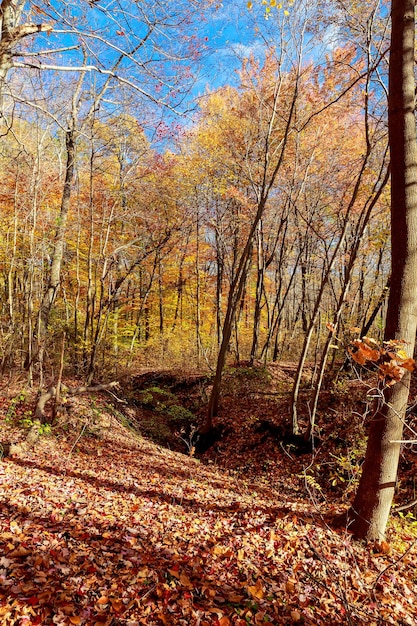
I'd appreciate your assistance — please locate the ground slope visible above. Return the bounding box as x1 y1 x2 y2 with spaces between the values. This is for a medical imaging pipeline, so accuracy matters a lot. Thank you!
0 370 417 625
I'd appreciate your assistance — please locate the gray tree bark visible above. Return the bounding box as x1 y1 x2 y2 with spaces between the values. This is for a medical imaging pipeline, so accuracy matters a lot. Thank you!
0 0 52 109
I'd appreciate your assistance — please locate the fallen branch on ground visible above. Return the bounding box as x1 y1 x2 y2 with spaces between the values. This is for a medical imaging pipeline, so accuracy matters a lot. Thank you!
35 381 123 423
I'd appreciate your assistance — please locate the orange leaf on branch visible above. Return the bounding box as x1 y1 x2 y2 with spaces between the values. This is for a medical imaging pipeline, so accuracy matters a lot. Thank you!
396 357 416 372
348 339 381 365
378 360 405 385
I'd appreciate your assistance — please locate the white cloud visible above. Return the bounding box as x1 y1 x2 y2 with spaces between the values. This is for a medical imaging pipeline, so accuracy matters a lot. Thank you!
228 41 266 59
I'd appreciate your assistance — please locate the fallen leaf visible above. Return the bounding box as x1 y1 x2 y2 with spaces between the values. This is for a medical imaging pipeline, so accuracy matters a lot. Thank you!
110 598 124 612
247 581 264 599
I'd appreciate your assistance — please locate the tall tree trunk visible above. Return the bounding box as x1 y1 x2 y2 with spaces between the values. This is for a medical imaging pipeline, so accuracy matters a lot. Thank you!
306 159 389 440
204 60 301 432
205 234 255 429
37 122 77 385
39 128 76 332
83 138 97 365
195 208 202 364
158 255 164 335
37 71 86 379
290 211 352 434
37 58 121 379
250 221 265 365
347 0 417 540
215 213 224 347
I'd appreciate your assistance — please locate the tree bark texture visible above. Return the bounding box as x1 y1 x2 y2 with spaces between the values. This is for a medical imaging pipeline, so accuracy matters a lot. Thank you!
0 0 52 107
348 0 417 540
40 128 76 331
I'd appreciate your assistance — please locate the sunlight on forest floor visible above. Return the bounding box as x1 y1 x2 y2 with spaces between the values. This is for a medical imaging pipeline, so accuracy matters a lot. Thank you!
1 366 417 625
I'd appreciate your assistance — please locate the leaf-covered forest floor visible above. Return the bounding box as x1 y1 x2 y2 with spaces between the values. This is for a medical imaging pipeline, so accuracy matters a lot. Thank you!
1 363 417 625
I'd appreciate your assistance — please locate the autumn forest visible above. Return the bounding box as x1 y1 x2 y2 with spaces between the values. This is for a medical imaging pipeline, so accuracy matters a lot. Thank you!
1 0 417 624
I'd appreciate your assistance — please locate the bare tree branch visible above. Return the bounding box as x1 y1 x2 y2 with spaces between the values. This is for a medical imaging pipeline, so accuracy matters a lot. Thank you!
12 61 183 112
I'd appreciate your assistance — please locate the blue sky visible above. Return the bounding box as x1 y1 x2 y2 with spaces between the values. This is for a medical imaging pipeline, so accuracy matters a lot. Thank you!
195 1 274 95
11 0 361 133
15 0 291 106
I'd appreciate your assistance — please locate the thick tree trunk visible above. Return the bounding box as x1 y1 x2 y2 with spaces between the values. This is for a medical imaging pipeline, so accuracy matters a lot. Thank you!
347 0 417 540
0 0 52 110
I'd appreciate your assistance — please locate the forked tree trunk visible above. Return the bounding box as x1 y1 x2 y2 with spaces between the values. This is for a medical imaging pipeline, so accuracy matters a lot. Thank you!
347 0 417 540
